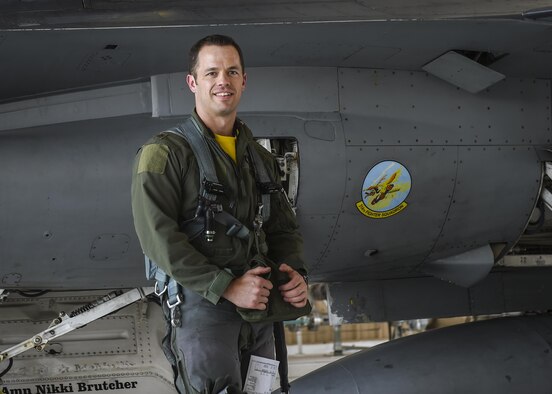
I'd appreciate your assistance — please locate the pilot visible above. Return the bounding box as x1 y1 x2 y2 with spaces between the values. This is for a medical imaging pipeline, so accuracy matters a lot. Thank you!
131 35 309 394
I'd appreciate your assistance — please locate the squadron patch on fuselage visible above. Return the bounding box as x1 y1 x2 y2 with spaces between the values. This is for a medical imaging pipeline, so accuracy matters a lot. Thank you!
356 161 411 219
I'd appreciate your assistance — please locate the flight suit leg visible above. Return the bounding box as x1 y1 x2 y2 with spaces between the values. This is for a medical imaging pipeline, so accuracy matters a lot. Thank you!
239 321 275 383
167 288 275 394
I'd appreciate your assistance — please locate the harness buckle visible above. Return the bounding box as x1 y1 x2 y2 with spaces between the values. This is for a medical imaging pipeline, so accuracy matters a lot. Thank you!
203 179 225 195
205 206 216 242
259 182 281 194
170 305 182 327
226 223 243 237
166 293 183 309
154 282 168 297
254 204 264 232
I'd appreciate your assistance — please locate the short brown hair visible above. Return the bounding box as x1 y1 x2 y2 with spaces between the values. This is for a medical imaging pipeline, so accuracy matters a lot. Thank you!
188 35 245 77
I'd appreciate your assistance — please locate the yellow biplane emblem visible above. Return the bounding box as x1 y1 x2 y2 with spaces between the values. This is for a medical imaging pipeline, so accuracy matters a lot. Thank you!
356 161 412 219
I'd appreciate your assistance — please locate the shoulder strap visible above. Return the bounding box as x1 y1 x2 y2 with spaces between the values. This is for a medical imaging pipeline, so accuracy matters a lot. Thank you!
247 143 285 222
247 145 273 221
168 117 223 202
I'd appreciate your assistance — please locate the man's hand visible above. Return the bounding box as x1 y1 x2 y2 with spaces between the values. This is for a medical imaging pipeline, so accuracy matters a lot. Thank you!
278 263 308 308
222 266 273 310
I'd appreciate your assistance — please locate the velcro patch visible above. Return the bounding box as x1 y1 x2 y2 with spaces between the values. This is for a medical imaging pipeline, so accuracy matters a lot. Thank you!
137 144 169 174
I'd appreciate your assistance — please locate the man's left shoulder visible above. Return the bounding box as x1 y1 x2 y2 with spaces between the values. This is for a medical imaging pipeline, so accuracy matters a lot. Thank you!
236 117 253 136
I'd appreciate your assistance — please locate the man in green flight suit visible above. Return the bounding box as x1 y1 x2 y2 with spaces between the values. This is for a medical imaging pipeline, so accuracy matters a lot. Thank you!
131 35 309 394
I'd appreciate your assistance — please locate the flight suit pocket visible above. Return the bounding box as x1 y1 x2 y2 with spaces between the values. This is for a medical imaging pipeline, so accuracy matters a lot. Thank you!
192 232 240 269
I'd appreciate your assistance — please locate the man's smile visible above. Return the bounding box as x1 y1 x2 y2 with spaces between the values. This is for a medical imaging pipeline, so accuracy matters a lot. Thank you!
213 91 234 97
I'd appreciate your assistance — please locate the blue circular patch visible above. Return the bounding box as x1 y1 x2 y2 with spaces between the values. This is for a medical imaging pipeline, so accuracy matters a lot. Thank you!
357 161 412 218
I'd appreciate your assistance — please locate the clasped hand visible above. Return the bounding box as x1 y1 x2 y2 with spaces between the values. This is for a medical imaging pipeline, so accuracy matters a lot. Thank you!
222 263 308 309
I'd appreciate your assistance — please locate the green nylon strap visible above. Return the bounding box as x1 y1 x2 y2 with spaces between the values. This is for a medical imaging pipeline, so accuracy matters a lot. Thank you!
247 143 272 222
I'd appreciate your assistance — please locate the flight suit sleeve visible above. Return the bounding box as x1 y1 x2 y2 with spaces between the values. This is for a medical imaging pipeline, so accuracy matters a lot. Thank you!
262 156 308 276
131 139 234 304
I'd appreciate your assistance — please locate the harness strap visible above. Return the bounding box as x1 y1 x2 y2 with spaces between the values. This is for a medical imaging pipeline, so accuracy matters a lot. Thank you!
168 119 276 245
216 210 251 239
247 143 276 222
274 321 291 394
146 118 278 314
180 211 251 241
146 256 183 308
168 118 222 202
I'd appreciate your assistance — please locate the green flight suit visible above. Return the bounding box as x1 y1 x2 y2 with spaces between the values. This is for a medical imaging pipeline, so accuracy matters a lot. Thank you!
131 111 307 393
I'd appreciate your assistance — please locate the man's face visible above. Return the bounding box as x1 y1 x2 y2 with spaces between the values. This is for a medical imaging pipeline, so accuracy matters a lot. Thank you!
186 45 246 120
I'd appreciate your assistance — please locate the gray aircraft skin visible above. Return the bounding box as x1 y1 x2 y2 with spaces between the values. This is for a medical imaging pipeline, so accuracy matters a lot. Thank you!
2 1 552 393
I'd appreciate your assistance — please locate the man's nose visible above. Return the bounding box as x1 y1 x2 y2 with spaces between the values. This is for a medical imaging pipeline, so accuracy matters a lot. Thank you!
216 73 230 85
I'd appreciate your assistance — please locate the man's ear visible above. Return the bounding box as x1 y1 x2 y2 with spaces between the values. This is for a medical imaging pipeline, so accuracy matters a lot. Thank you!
186 74 197 93
242 73 247 91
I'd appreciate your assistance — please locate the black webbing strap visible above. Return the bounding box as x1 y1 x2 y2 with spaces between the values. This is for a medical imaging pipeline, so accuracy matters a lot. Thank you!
247 144 275 222
274 321 291 394
180 213 250 241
